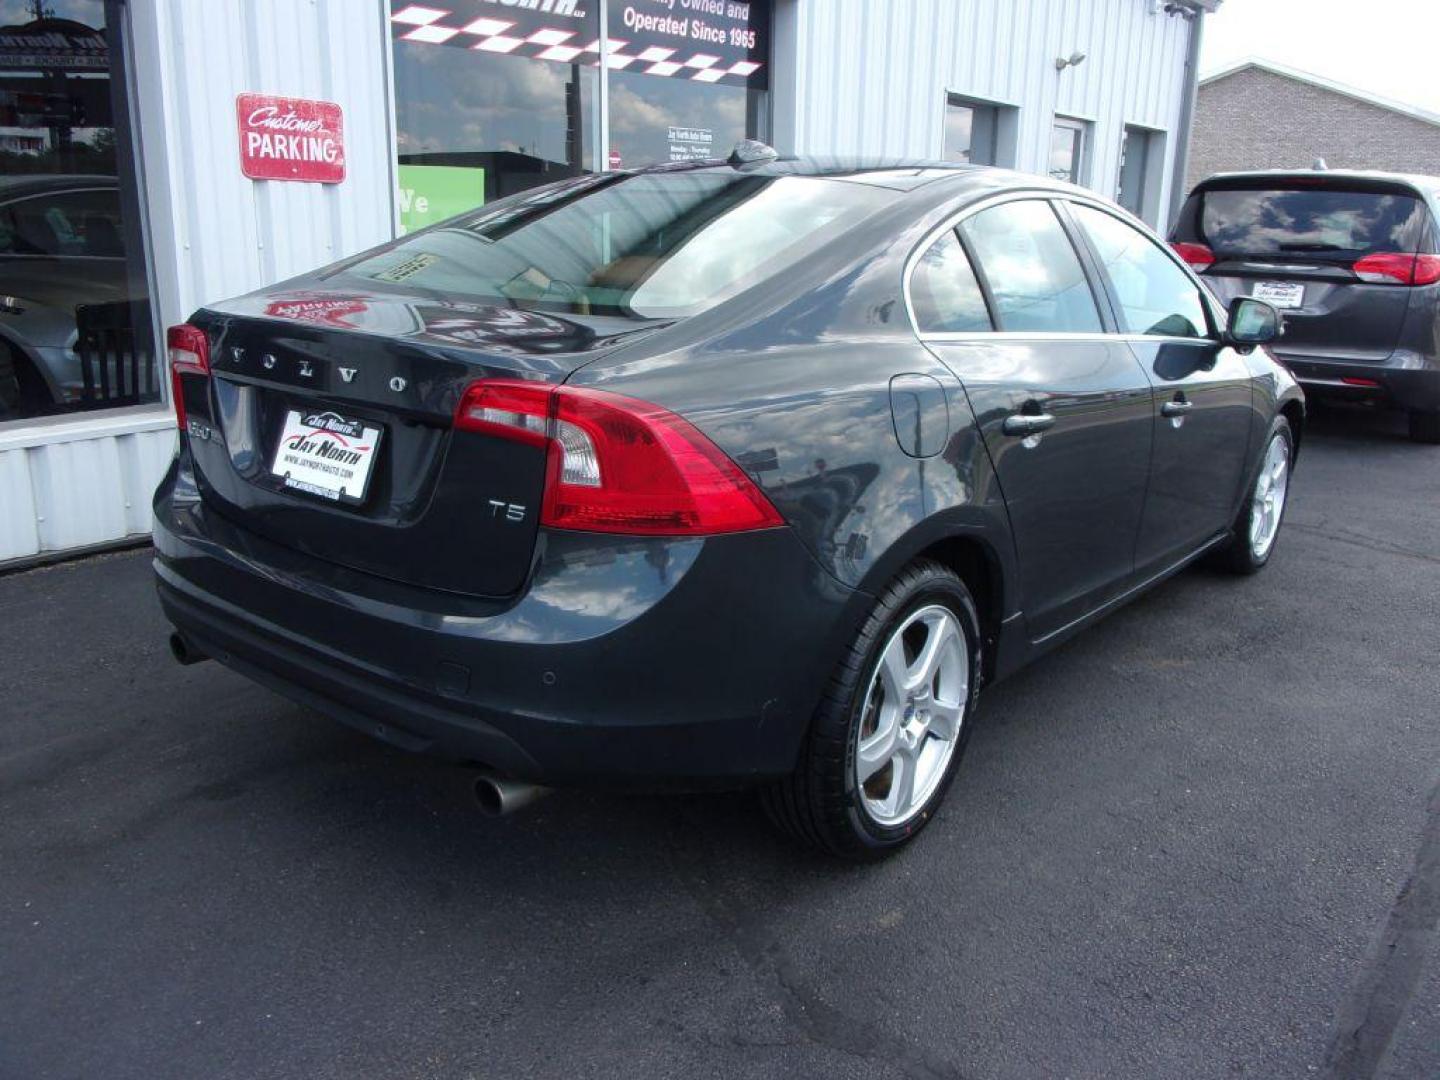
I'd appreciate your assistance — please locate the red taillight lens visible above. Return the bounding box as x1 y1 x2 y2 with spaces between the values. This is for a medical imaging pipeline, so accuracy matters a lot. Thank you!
1170 241 1216 270
167 324 210 429
1352 252 1440 286
454 380 784 536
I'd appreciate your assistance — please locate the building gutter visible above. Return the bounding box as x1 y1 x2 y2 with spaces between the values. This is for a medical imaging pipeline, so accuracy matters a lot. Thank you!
1167 3 1211 227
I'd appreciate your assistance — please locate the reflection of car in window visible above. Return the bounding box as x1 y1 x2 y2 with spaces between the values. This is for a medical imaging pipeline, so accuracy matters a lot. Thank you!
0 175 141 420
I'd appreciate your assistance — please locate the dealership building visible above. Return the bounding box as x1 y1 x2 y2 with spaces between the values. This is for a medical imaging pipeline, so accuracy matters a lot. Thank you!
0 0 1217 566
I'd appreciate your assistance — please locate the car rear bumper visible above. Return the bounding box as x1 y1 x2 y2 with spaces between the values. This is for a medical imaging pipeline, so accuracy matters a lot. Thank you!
153 458 860 788
1274 351 1440 412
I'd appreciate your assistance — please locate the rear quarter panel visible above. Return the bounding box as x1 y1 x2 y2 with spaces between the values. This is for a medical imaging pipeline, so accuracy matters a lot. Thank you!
567 188 1020 613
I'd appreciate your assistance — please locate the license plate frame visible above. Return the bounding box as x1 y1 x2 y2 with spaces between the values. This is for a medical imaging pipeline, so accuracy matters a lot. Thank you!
1252 281 1305 310
269 408 383 506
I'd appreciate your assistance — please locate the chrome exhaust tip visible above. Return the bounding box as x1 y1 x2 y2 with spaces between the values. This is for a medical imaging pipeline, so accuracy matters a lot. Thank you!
168 631 210 666
473 771 552 817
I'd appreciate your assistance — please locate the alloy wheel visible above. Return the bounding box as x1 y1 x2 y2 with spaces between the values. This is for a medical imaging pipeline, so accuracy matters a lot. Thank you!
1249 433 1290 560
855 604 969 827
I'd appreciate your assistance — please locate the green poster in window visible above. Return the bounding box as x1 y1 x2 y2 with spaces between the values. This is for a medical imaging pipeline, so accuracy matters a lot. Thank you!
397 165 485 234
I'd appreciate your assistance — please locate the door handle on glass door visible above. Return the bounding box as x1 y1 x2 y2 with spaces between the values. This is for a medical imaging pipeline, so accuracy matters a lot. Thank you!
1002 413 1057 437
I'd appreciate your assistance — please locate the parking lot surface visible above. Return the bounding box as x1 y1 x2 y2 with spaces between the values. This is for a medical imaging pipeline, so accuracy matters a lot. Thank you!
2 404 1438 1080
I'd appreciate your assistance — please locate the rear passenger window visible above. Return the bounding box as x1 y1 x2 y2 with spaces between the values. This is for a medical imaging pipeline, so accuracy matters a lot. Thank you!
959 200 1103 333
911 231 992 333
1071 204 1210 339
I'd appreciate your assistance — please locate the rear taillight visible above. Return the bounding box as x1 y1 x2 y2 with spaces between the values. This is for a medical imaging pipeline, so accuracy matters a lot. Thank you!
167 324 210 429
1170 241 1216 271
1352 252 1440 286
455 380 784 536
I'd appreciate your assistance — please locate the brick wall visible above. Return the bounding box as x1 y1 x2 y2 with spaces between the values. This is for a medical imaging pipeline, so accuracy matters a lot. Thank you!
1186 67 1440 192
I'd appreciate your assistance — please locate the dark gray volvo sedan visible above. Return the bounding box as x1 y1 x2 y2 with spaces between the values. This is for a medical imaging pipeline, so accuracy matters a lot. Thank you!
154 153 1303 858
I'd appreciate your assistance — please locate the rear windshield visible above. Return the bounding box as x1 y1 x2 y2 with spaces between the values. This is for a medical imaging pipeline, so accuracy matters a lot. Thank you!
1199 186 1426 258
332 171 892 319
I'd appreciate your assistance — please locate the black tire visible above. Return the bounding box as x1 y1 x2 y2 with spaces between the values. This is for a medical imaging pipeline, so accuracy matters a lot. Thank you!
1408 409 1440 445
1217 415 1294 575
761 560 982 860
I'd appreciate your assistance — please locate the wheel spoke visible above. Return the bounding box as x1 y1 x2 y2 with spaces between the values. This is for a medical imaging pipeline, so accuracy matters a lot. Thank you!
857 703 899 782
887 749 916 816
908 614 955 691
879 634 909 698
927 699 963 741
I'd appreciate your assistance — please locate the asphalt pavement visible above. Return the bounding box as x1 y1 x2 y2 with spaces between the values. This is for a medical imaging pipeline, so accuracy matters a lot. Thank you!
2 403 1438 1080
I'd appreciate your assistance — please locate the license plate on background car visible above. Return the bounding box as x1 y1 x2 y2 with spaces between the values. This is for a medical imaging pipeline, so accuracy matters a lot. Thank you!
269 409 382 505
1252 281 1305 309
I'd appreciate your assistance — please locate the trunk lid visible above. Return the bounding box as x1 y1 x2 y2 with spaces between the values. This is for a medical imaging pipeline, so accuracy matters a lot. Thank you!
186 287 659 597
1177 177 1431 363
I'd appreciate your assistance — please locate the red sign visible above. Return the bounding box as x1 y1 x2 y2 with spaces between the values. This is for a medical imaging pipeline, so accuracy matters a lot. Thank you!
608 148 623 171
236 93 345 184
265 297 368 328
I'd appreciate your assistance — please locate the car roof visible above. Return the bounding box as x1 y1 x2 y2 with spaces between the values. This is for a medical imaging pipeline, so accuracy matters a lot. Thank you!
632 156 1088 197
1192 168 1440 197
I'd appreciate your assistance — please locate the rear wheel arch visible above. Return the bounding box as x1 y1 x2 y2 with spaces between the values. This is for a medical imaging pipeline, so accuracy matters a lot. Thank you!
854 525 1009 686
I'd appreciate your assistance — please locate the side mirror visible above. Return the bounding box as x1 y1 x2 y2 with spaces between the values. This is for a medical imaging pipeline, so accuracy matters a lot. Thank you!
1225 296 1283 350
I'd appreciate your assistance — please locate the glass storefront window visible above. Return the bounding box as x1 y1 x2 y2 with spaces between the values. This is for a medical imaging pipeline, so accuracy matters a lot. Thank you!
390 1 770 218
0 0 155 423
391 10 599 228
607 70 761 170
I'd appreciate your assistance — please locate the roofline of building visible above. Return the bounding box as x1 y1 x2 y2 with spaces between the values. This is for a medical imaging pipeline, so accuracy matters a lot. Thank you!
1200 57 1440 131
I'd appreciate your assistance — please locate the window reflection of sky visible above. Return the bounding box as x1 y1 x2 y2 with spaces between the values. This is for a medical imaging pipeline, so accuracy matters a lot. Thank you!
0 0 102 24
962 201 1102 333
1201 189 1421 256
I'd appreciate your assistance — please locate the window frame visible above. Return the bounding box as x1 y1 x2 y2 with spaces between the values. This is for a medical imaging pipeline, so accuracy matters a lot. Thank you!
1049 116 1092 186
1115 123 1167 226
903 190 1224 343
1061 199 1221 343
942 95 993 166
940 91 1019 168
957 197 1109 335
909 227 996 334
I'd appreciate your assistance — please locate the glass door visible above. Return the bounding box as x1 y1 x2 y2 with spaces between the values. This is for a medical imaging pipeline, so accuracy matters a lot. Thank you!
0 0 155 422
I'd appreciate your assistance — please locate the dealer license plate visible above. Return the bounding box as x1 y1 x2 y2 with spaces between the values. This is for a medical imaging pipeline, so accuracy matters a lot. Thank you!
269 408 382 505
1252 281 1305 309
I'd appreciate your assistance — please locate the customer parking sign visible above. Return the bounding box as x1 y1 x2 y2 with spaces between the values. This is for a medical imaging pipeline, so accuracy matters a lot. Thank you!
236 93 345 184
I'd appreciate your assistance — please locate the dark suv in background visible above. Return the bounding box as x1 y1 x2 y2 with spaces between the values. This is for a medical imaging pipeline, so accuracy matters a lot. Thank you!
1171 170 1440 442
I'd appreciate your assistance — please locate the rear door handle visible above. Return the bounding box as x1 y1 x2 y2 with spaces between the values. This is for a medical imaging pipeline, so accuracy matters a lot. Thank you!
1161 399 1193 418
1002 413 1057 437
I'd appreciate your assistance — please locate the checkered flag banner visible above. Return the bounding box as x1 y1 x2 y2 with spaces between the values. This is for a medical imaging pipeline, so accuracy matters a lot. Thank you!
391 4 763 85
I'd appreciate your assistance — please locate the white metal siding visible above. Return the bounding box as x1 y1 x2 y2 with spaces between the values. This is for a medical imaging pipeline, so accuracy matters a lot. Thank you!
129 0 398 334
783 0 1194 224
1 0 397 567
0 420 176 563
